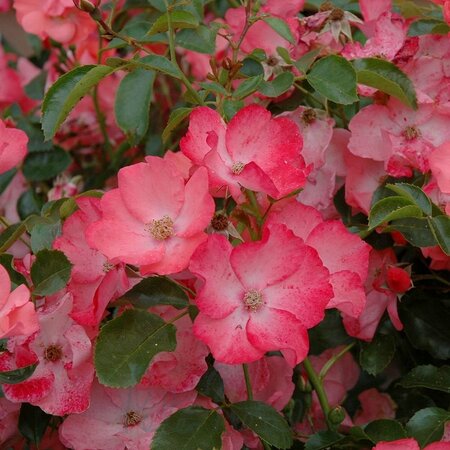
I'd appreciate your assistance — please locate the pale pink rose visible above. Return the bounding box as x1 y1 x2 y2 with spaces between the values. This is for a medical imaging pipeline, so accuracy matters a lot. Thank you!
0 120 28 176
429 142 450 194
14 0 96 44
374 439 450 450
422 246 450 271
359 0 392 22
0 294 94 415
180 105 307 201
354 388 396 425
0 397 20 446
190 224 333 366
215 355 294 410
59 381 196 450
87 157 215 275
0 47 22 110
0 264 38 339
263 0 305 18
54 197 129 326
266 199 370 318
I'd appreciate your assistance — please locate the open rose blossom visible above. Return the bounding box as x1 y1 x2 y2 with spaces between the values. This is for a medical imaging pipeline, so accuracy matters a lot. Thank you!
190 223 333 366
87 156 215 275
374 439 450 450
0 120 28 175
0 264 38 339
180 105 307 201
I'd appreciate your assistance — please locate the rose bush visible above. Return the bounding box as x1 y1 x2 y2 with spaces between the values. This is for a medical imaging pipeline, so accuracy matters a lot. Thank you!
0 0 449 449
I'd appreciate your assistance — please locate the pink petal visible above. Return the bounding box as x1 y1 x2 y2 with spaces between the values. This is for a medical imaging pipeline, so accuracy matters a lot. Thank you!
327 271 366 318
429 142 450 193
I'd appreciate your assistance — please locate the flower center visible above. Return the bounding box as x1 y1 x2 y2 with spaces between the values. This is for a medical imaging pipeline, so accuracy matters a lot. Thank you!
102 261 115 273
231 161 245 175
243 290 263 312
329 7 345 21
124 411 142 427
302 108 317 125
146 216 174 240
44 344 63 362
402 126 421 141
266 56 279 67
211 213 229 231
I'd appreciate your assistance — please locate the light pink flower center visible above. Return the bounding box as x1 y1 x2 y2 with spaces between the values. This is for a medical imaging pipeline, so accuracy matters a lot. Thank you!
211 213 229 231
243 290 263 312
231 161 245 175
44 344 63 362
146 216 174 240
102 261 115 273
302 108 317 125
124 411 142 427
402 126 421 141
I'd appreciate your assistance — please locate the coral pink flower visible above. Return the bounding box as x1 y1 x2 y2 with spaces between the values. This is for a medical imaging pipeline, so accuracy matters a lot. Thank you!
0 398 20 446
180 105 307 201
215 355 294 410
0 294 94 415
13 0 96 44
266 199 370 318
87 157 214 275
429 142 450 195
374 439 450 450
54 197 129 326
354 388 396 425
343 249 403 341
0 264 38 339
190 224 333 366
0 120 28 176
349 100 450 177
59 381 196 450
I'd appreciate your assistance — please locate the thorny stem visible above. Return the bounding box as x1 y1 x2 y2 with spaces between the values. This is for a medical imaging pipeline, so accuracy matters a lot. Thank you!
303 357 333 430
242 363 253 400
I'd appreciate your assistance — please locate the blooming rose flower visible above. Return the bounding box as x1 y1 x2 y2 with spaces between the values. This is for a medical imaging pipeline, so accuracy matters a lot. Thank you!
180 105 307 201
87 157 215 275
374 439 450 450
190 223 333 366
354 388 396 425
0 264 38 339
0 120 28 176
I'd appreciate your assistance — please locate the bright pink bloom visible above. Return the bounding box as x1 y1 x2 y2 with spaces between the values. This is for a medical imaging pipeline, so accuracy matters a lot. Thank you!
190 224 333 366
374 439 450 450
0 120 28 175
87 157 214 275
59 381 196 450
14 0 96 44
0 294 94 415
354 388 396 425
215 355 294 410
343 249 403 341
180 105 307 201
0 398 20 446
422 246 450 271
54 197 129 326
429 142 450 195
386 266 412 294
348 100 450 177
266 199 370 318
0 264 38 339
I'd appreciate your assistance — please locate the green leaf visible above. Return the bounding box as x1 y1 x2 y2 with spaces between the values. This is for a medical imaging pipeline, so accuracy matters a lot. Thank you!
18 190 44 220
360 334 396 376
115 68 155 144
294 48 321 73
262 16 295 44
258 72 295 98
223 99 244 121
198 81 229 96
307 55 358 104
42 65 120 140
240 57 265 77
152 407 225 450
229 401 293 449
137 54 182 79
386 183 432 215
409 19 450 36
400 365 450 394
30 221 61 253
369 196 423 229
0 168 16 195
24 71 47 100
364 420 407 443
162 107 192 143
175 25 216 54
196 366 225 404
30 249 72 296
428 215 450 255
353 58 417 109
0 254 26 287
116 276 189 309
388 218 437 247
94 309 177 387
23 148 72 181
406 407 450 447
0 364 38 384
18 403 51 446
305 430 345 450
148 11 199 34
234 75 263 100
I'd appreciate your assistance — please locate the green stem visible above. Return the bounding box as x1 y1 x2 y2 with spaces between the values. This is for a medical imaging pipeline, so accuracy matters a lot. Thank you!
303 357 332 430
0 222 27 255
167 309 189 324
319 342 355 380
242 363 253 401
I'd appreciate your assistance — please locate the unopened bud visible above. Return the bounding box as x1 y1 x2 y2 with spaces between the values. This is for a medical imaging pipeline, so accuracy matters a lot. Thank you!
328 406 346 425
73 0 100 14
